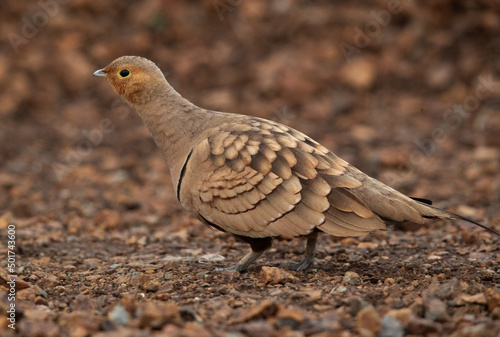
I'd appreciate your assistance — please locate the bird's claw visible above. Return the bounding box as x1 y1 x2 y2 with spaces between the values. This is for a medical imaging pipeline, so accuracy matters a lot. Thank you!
214 264 246 272
284 257 314 271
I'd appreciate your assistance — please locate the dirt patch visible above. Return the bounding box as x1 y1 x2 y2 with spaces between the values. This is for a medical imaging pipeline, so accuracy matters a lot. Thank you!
1 1 499 336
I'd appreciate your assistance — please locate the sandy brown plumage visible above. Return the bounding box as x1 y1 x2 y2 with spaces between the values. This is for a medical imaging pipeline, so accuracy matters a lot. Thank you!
94 56 499 272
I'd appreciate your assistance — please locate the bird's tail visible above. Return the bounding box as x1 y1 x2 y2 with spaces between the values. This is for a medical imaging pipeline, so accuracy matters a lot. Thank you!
414 200 500 237
344 166 500 237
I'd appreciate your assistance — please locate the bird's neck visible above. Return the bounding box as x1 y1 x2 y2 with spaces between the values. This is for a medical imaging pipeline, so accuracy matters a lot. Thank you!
133 87 207 174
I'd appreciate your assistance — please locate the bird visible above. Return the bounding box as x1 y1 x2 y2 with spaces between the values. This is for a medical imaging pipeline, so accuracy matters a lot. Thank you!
93 56 499 272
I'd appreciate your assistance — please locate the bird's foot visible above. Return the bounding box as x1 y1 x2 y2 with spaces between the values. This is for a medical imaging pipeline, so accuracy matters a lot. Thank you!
214 250 264 272
284 257 314 271
214 264 247 272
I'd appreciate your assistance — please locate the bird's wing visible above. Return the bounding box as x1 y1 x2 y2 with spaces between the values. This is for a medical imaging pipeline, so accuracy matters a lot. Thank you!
186 118 387 238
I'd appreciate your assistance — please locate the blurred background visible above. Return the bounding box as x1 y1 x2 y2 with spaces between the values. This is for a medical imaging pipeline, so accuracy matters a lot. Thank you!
1 0 500 227
1 1 500 336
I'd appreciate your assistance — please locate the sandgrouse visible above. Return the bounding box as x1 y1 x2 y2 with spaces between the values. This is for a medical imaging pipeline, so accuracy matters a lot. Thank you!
94 56 499 272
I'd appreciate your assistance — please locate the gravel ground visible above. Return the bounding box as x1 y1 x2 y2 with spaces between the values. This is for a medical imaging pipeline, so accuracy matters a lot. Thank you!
1 1 500 336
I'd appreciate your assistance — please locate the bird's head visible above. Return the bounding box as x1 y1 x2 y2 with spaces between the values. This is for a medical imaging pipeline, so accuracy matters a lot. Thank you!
93 56 167 105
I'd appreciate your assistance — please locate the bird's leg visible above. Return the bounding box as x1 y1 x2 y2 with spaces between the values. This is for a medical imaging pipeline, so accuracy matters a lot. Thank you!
214 250 265 272
215 236 272 272
285 231 318 271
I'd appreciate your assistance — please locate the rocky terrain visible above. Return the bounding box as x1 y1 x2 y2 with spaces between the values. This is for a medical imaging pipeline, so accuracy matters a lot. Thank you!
1 1 499 336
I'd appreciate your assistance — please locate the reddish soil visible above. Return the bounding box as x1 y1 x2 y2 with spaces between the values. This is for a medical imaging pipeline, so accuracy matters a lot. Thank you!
1 1 499 336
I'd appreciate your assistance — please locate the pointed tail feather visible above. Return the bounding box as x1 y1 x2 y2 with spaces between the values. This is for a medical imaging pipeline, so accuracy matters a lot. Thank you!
414 201 500 237
410 197 433 205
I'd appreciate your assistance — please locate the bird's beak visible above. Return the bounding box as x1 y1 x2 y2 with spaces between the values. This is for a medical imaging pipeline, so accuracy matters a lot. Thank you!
93 69 107 77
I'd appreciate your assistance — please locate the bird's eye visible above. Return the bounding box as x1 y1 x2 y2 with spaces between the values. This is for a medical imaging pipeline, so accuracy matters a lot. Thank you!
118 69 131 78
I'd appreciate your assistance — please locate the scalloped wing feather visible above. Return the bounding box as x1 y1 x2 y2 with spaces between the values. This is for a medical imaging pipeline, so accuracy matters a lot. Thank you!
184 118 392 239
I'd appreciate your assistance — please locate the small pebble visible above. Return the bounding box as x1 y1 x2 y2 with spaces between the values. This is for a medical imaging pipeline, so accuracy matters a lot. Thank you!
108 304 130 326
344 271 362 285
380 315 404 337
